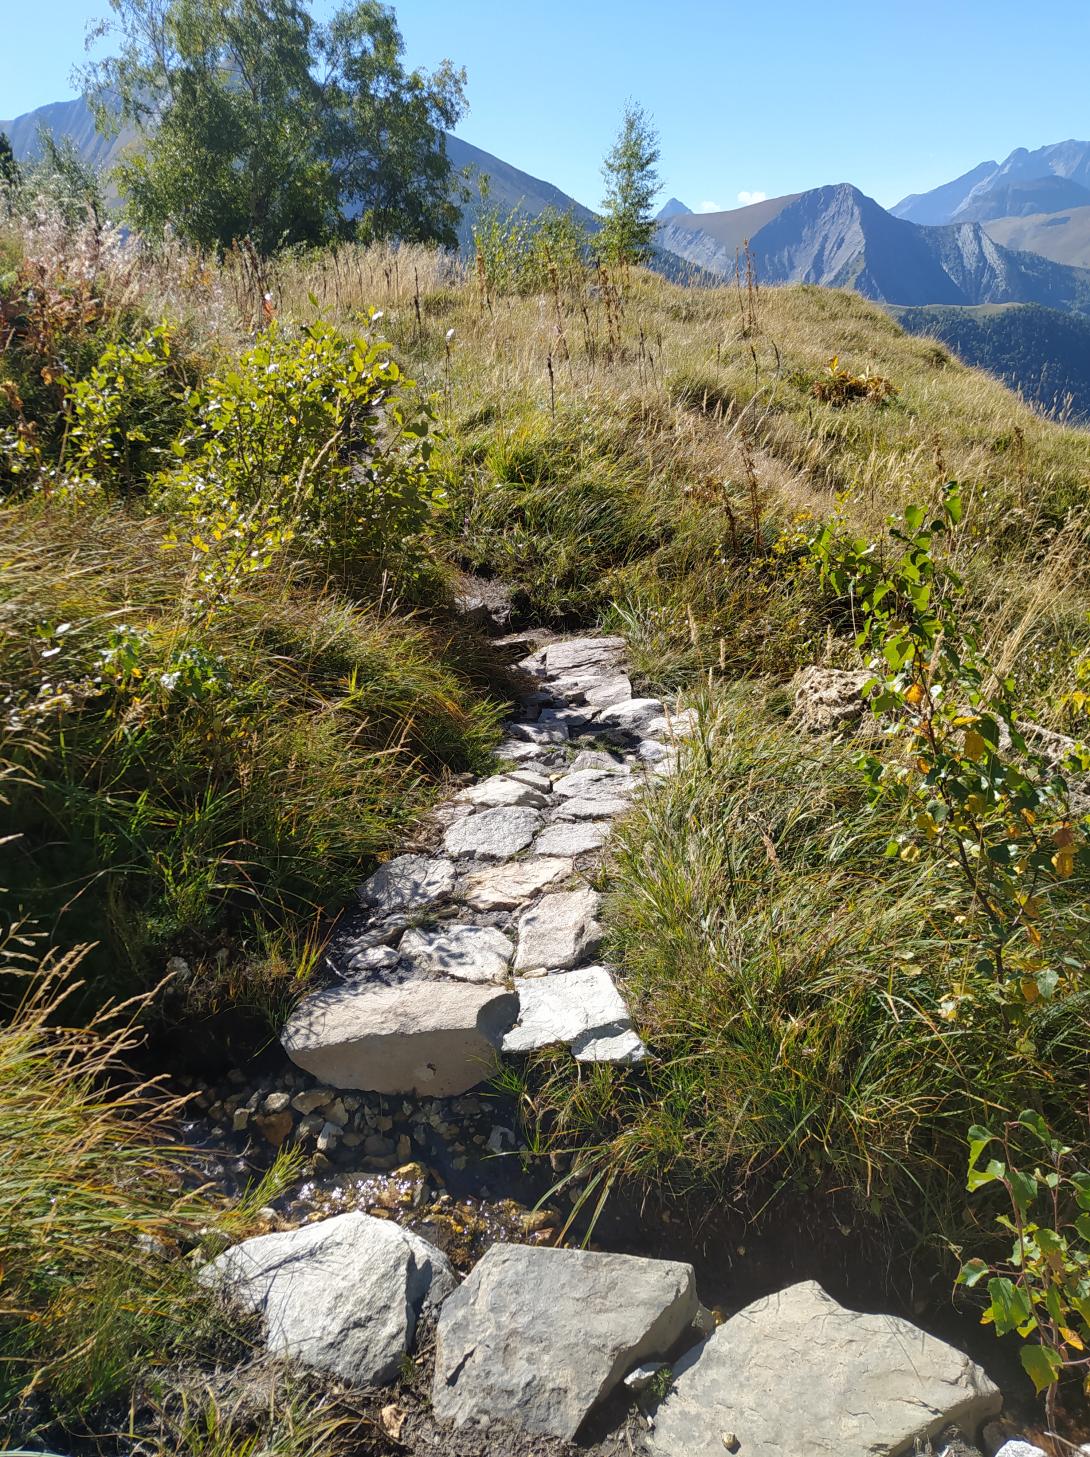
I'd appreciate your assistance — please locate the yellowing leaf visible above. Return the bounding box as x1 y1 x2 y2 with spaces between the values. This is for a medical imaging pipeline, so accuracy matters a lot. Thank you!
905 682 925 706
964 729 985 759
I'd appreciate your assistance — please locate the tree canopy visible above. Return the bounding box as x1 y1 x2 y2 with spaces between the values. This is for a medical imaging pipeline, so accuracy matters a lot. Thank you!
599 102 660 267
83 0 467 254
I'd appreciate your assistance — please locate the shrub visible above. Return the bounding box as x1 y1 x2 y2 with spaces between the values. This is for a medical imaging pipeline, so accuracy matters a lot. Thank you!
157 318 448 599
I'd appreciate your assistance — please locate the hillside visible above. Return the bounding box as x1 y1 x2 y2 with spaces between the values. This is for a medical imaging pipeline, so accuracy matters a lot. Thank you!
893 137 1090 224
658 182 1090 312
985 202 1090 268
5 160 1090 1454
893 300 1090 421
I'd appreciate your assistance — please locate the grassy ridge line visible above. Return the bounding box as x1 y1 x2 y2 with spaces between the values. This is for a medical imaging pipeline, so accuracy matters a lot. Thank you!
276 248 1090 703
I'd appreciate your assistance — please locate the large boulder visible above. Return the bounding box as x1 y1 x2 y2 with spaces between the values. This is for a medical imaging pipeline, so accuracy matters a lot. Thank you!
650 1280 1002 1457
544 636 627 677
432 1243 700 1439
204 1212 454 1386
281 980 517 1095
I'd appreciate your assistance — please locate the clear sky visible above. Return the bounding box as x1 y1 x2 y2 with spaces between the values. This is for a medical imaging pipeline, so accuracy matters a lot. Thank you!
3 0 1090 211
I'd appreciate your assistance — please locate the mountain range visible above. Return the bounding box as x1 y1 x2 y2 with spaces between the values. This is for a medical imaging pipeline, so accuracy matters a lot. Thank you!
4 95 1089 419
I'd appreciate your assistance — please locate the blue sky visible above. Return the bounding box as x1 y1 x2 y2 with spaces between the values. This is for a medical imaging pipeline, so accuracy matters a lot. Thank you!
3 0 1090 211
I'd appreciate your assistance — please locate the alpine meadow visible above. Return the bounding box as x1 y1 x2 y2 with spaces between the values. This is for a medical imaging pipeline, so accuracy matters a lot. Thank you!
3 3 1090 1455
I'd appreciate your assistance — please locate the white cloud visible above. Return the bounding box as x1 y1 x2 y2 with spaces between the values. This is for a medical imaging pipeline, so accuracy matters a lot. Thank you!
737 190 768 206
695 200 722 213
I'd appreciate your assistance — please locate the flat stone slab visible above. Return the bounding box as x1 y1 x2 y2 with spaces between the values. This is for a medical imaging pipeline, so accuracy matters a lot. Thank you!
514 887 602 971
568 750 630 773
433 1243 699 1439
459 858 574 912
596 697 667 735
282 980 517 1096
544 636 627 676
555 794 631 819
399 924 514 983
458 773 550 809
443 806 543 860
503 965 646 1064
496 739 552 762
650 1280 1002 1457
552 768 633 798
205 1211 454 1386
584 675 633 709
507 720 568 745
507 769 553 792
358 854 456 914
532 820 611 858
644 708 699 739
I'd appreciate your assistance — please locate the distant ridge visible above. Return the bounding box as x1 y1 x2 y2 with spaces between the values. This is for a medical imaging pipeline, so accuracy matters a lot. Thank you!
657 183 1090 313
893 140 1090 225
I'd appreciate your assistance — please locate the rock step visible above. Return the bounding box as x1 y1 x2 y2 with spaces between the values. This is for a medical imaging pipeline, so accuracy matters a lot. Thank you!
281 633 701 1096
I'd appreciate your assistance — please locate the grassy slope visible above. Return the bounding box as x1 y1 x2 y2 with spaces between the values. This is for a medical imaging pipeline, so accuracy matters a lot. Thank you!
4 229 1090 1438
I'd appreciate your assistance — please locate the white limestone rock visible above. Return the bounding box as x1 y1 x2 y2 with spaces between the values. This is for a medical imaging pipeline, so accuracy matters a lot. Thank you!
358 855 456 914
281 979 517 1096
459 858 574 912
544 636 627 677
457 774 550 809
443 806 543 860
596 698 667 736
398 924 514 984
204 1211 454 1386
532 820 611 858
514 887 602 971
503 964 646 1064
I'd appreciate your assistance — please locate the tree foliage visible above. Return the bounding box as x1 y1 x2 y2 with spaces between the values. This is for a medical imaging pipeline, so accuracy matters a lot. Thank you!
599 101 660 267
82 0 467 254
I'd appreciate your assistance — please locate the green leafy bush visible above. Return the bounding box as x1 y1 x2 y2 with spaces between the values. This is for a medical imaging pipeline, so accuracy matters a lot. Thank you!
960 1111 1090 1428
158 318 447 600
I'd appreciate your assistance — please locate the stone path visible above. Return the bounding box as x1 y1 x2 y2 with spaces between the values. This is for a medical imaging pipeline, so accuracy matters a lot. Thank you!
203 633 1025 1455
281 634 696 1097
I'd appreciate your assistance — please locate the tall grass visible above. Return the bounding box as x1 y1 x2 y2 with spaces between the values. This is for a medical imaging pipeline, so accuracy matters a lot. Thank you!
525 690 1090 1242
0 938 292 1435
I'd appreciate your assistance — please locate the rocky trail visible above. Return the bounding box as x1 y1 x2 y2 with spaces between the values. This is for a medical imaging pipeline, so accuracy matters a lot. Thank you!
181 632 1049 1457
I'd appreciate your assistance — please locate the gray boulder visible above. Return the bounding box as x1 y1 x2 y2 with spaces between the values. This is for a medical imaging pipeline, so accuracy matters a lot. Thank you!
650 1280 1002 1457
432 1243 699 1439
458 774 550 809
513 887 602 970
358 854 456 914
544 636 627 676
281 980 517 1095
443 806 543 860
503 965 646 1063
205 1211 454 1386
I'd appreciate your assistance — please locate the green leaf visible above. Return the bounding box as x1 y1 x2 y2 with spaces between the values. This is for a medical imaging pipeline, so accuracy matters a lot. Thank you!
987 1276 1032 1335
958 1258 989 1288
968 1158 1006 1192
1020 1343 1062 1395
967 1125 996 1169
1009 1170 1039 1216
